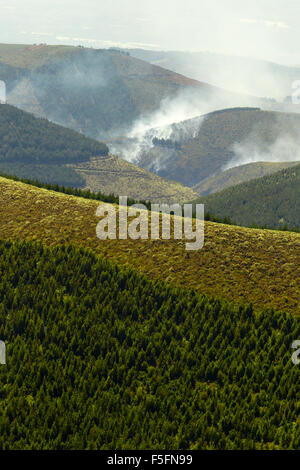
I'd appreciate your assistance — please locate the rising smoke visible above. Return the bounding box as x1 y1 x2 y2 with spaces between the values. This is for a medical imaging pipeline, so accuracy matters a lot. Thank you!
110 85 264 170
226 116 300 170
109 90 207 165
6 49 134 140
227 135 300 169
146 50 298 101
0 81 6 104
5 44 300 178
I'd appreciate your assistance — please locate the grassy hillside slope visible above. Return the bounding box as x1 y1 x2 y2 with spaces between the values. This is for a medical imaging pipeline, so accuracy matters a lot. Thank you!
197 164 300 230
0 43 76 69
69 155 197 203
136 108 300 187
0 176 299 314
193 161 299 196
0 240 299 450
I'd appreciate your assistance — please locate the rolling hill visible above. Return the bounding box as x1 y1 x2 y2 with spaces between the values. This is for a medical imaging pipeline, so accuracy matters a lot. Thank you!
196 163 300 229
0 43 77 69
0 175 299 315
0 103 198 203
193 161 299 196
129 107 300 187
0 103 108 164
68 155 197 203
0 43 240 140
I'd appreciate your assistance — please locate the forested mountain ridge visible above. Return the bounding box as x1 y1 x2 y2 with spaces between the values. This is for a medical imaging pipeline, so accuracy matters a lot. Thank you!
0 103 109 164
0 176 299 314
0 101 107 188
0 240 299 450
196 163 300 229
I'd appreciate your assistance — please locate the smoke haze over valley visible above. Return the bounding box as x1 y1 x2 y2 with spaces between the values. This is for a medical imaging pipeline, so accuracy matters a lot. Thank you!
2 40 300 195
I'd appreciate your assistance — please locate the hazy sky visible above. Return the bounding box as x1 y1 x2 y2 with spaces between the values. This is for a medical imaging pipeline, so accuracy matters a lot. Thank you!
1 0 300 65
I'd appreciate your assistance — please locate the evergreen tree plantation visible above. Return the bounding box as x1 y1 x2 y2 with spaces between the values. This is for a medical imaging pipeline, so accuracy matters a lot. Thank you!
0 241 299 450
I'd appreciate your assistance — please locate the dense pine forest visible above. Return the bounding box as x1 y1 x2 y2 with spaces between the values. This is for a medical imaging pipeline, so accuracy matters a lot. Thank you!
0 164 86 188
0 104 108 164
0 240 299 450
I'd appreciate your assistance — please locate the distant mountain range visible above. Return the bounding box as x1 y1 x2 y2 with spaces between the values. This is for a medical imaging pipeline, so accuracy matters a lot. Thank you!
124 48 300 102
0 43 250 141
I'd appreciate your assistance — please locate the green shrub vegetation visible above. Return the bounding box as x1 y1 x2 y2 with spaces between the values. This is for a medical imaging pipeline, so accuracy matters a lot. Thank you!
6 170 295 233
0 171 236 220
0 240 299 450
0 171 151 207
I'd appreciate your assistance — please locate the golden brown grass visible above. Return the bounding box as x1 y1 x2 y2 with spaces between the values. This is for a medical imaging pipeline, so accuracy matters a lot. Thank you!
69 155 198 204
0 43 76 69
0 176 299 315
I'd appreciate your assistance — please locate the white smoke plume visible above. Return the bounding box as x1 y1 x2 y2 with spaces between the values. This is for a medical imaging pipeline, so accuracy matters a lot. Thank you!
227 136 300 169
109 91 206 164
226 117 300 170
0 81 6 104
110 86 263 168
